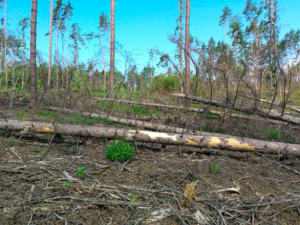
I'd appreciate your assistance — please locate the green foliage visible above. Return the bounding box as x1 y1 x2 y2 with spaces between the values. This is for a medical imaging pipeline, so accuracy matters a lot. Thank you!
204 113 220 119
75 166 86 179
21 97 30 103
152 74 180 92
31 147 39 152
7 137 14 147
201 126 224 133
130 193 137 202
85 116 101 125
106 140 135 162
265 128 280 140
210 161 219 175
16 113 27 120
36 111 57 117
65 182 71 187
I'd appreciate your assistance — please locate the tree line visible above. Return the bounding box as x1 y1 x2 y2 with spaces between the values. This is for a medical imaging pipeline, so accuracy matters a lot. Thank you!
0 0 299 108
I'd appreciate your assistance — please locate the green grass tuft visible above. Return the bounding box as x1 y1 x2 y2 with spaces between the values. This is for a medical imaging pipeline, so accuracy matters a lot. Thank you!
106 140 135 162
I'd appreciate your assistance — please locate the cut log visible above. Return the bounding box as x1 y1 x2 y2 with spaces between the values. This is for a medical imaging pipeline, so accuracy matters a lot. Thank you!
173 93 300 126
1 119 300 158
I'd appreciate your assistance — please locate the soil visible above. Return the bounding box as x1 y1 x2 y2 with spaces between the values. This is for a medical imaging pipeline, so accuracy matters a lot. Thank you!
1 100 300 224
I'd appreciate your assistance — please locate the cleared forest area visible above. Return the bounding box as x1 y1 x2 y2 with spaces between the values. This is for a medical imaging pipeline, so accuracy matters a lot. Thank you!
1 0 300 224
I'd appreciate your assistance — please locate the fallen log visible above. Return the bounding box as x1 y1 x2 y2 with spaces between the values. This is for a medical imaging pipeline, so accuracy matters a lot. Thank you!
2 119 300 158
93 98 289 125
243 95 300 114
173 93 300 126
94 97 223 115
47 107 291 138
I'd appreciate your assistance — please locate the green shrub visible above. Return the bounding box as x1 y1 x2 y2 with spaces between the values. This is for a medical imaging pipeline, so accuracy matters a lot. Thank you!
210 161 219 175
75 166 86 179
106 140 135 162
7 137 14 147
266 128 280 140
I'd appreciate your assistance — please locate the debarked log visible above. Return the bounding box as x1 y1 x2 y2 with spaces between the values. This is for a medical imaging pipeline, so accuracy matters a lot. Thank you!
1 119 300 158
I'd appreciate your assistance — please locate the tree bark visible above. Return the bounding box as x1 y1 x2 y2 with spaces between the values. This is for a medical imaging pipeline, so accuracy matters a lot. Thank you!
2 119 300 158
173 93 300 125
29 0 38 108
184 0 191 95
109 0 115 99
47 0 53 88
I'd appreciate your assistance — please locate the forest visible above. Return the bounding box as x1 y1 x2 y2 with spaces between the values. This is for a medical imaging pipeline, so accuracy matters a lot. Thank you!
1 0 300 224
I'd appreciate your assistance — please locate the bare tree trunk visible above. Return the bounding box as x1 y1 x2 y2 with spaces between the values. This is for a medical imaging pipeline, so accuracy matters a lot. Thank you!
2 119 300 158
22 31 26 90
47 0 53 88
109 0 115 99
66 17 69 90
29 0 38 107
184 0 191 95
179 0 183 93
55 23 59 89
4 0 7 89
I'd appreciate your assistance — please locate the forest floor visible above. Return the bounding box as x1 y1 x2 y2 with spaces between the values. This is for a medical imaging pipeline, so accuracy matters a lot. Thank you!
1 98 300 224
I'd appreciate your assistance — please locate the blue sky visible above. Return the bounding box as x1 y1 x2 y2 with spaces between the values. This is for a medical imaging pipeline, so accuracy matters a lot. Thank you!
5 0 300 74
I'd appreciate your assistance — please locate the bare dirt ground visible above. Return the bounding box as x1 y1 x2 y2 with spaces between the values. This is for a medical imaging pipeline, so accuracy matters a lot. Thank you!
1 100 300 224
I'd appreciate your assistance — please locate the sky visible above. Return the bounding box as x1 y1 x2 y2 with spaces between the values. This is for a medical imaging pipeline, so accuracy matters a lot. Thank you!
4 0 300 75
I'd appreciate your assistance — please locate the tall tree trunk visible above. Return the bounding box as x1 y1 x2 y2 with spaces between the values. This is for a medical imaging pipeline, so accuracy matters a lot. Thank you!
66 17 69 90
109 0 115 99
179 0 184 93
22 32 26 90
4 0 7 89
56 23 59 89
30 0 38 107
225 18 229 85
47 0 53 88
184 0 191 95
61 31 64 89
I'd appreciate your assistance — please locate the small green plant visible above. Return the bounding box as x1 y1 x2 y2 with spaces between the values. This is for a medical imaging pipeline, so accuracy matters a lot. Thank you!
16 113 27 120
130 193 137 202
31 147 39 152
7 137 14 147
65 182 71 187
106 140 135 162
40 150 47 156
266 128 280 140
210 161 219 175
204 113 220 120
85 116 101 125
75 166 86 179
100 138 108 144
